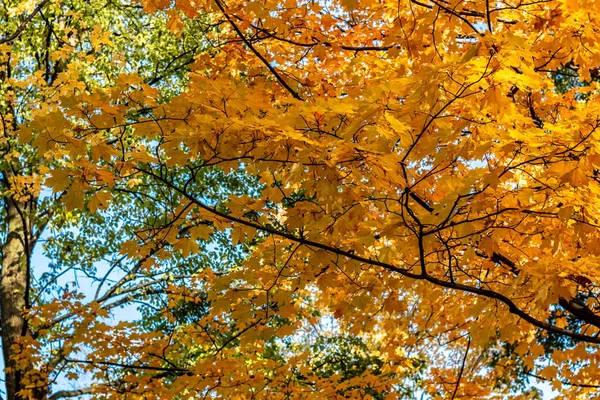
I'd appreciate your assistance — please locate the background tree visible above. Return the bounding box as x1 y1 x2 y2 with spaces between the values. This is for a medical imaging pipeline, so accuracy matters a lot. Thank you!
0 0 215 397
2 1 403 398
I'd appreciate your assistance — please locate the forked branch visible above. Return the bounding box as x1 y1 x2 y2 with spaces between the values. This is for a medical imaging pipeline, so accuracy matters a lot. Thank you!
138 166 600 345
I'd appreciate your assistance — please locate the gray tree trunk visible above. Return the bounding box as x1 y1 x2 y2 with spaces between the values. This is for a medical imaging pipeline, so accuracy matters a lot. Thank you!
1 196 29 399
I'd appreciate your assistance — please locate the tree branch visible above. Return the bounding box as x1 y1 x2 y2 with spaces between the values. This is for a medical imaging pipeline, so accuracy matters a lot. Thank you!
558 297 600 329
526 371 600 389
451 337 471 400
0 0 52 45
63 358 189 374
49 387 97 399
213 0 303 100
137 166 600 345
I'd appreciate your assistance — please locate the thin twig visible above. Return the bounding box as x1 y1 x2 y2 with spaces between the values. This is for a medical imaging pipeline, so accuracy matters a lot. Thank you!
64 358 189 373
485 0 493 33
526 371 600 389
451 337 471 400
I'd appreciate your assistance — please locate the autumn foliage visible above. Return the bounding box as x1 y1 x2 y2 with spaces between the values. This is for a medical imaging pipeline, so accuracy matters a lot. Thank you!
2 0 600 398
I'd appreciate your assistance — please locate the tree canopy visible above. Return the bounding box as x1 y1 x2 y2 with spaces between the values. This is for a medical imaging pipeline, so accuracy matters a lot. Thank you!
2 0 600 398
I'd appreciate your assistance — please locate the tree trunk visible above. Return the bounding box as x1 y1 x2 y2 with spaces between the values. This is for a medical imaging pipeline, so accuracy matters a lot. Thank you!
1 196 29 399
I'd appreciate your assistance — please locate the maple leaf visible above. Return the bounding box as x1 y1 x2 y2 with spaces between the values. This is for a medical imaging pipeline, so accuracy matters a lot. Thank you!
87 190 113 214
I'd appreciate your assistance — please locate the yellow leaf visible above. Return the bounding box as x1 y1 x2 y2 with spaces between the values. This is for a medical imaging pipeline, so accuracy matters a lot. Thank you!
174 237 199 257
166 10 184 34
557 205 574 223
63 177 87 211
46 169 72 193
88 190 113 214
190 224 213 240
231 225 244 244
539 366 558 380
316 272 338 291
384 113 411 148
561 167 588 187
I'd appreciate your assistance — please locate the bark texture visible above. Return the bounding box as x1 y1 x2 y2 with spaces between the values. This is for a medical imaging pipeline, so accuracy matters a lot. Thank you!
1 196 29 399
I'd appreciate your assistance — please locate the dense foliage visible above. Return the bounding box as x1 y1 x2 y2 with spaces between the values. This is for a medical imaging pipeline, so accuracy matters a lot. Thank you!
3 0 600 398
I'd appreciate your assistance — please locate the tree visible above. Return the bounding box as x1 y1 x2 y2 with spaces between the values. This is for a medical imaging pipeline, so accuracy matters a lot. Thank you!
0 0 215 397
9 0 600 398
2 1 394 398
